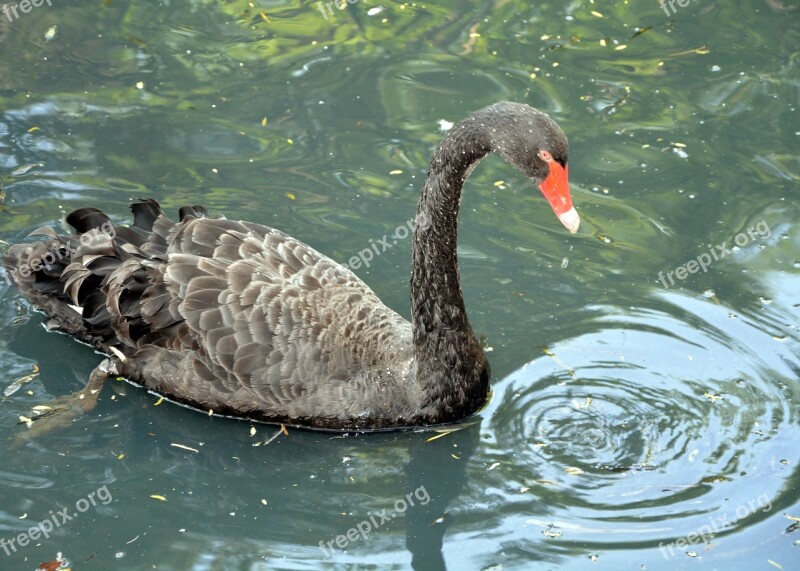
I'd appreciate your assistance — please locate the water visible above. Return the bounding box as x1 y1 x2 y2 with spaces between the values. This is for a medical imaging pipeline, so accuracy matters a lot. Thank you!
1 1 798 569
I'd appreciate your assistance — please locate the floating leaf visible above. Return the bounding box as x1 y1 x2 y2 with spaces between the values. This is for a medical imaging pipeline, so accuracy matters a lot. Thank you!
150 495 167 501
171 443 199 453
4 372 38 396
11 163 44 177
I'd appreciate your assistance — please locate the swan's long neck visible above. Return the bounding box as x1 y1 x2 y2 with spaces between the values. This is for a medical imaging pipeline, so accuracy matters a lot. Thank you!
410 122 492 421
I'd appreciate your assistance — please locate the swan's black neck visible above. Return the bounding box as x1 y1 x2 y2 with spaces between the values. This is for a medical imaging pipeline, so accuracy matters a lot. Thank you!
410 117 492 422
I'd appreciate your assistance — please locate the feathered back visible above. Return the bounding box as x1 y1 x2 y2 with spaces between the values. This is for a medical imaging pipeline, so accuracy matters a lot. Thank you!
4 200 417 429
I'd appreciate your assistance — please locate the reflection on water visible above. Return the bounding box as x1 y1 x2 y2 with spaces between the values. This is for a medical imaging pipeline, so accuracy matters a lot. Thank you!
1 0 798 569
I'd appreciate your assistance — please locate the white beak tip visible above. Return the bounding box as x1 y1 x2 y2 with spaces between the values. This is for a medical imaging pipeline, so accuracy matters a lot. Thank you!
558 207 580 234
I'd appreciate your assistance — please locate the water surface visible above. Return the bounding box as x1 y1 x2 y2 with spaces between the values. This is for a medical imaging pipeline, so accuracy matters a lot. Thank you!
0 1 798 570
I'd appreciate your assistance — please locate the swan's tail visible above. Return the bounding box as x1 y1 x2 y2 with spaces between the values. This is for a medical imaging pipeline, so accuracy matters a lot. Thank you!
2 199 207 352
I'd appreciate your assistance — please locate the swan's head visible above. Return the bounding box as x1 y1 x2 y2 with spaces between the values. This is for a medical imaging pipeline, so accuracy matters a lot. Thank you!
480 102 580 234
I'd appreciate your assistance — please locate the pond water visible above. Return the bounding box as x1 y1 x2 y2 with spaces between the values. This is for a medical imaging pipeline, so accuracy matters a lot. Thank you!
0 1 798 570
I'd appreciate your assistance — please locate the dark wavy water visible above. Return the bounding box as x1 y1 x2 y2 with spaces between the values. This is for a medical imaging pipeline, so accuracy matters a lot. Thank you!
0 1 798 570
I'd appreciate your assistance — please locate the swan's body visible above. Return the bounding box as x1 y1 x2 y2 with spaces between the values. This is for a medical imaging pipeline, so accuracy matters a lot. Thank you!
3 102 577 431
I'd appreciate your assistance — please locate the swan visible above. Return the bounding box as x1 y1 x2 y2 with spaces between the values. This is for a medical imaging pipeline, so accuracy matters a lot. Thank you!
3 101 578 433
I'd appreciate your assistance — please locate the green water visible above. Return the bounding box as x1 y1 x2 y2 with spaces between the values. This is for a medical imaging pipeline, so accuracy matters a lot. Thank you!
0 1 798 569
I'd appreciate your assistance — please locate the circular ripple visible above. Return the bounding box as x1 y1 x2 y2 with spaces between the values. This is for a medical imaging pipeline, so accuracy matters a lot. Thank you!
486 290 799 559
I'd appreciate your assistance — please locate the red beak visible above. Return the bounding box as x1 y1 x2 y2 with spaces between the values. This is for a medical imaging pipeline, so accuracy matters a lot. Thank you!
538 162 580 234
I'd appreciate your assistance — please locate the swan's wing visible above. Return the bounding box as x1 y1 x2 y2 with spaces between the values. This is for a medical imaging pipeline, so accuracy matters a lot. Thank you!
123 215 415 425
5 200 416 427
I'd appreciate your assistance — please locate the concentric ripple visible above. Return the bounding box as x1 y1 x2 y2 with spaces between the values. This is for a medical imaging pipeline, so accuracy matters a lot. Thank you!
483 289 799 566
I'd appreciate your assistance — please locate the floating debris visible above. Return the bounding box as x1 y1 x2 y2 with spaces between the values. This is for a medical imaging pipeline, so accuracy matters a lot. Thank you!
4 367 39 397
37 551 68 570
542 525 563 538
11 163 44 177
43 25 58 42
170 443 199 453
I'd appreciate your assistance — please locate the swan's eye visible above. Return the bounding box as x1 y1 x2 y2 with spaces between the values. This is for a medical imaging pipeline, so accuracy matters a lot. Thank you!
538 150 553 162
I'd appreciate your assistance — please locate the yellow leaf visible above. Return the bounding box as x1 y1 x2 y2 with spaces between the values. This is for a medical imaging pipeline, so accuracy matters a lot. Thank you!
286 192 296 200
259 11 270 23
566 466 584 475
286 138 294 145
28 126 40 133
150 495 167 501
591 10 604 17
154 396 164 406
261 117 267 127
389 170 403 175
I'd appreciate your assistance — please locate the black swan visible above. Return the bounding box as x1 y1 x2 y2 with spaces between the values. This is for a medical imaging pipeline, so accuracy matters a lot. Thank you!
3 101 578 433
